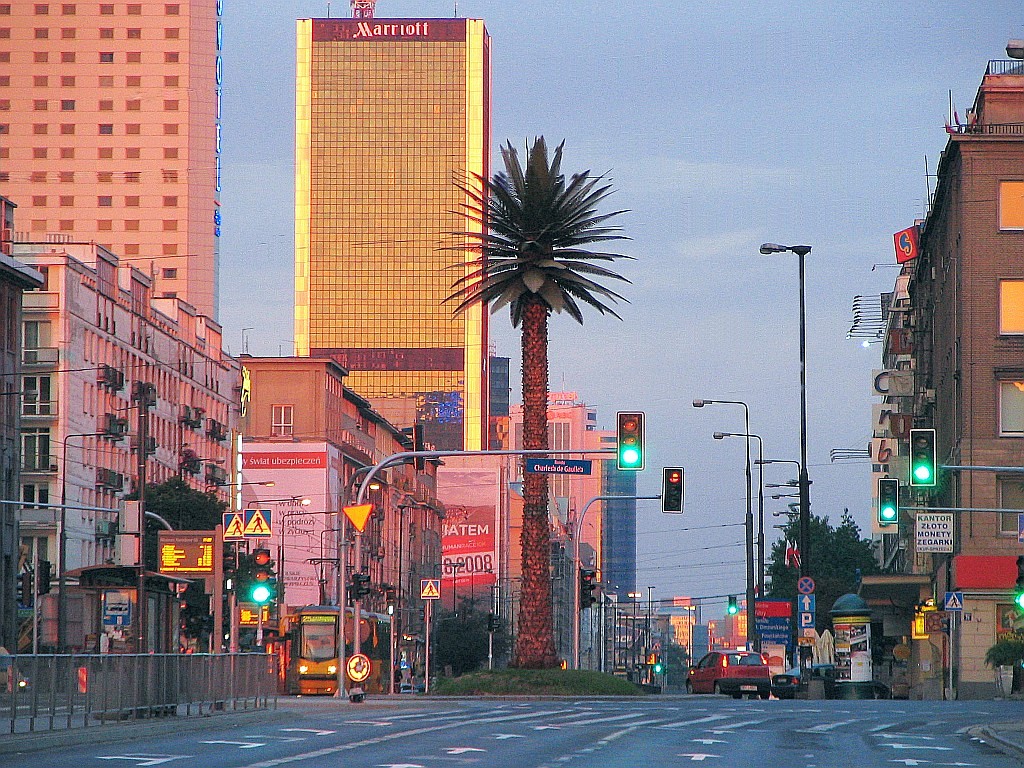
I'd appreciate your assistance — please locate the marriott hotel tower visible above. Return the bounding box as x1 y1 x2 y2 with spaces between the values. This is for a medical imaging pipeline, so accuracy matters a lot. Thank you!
294 16 490 451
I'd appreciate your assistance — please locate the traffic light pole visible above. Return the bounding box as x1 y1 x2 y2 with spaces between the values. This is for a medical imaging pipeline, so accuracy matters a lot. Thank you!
571 494 661 670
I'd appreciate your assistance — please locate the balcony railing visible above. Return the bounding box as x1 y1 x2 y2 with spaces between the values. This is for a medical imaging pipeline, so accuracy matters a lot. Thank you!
21 400 56 417
21 455 57 473
22 347 58 365
986 59 1024 76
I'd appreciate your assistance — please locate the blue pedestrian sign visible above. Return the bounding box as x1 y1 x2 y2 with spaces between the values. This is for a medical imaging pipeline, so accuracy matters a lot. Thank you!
943 592 964 612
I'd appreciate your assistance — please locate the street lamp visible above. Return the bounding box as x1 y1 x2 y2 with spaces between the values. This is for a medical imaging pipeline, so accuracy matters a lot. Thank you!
1007 40 1024 59
714 431 766 603
627 591 641 680
695 398 753 649
758 243 812 581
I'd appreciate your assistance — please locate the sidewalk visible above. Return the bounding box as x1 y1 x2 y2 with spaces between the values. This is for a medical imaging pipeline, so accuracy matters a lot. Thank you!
969 721 1024 763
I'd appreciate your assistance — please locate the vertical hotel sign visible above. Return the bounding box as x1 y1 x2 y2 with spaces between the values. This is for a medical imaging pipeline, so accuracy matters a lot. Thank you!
213 0 224 233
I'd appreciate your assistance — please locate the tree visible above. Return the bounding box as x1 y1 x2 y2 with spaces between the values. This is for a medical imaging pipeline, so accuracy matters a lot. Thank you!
130 477 227 571
447 138 632 668
766 509 879 630
433 601 509 677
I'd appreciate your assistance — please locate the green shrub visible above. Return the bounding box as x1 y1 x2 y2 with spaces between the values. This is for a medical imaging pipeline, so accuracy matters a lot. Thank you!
985 632 1024 667
431 669 645 696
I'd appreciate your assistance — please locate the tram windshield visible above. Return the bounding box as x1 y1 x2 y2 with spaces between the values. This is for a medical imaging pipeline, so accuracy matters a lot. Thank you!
299 617 337 662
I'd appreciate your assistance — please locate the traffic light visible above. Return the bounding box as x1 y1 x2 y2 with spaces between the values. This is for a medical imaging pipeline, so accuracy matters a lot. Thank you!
17 572 31 605
1015 556 1024 611
877 477 899 527
652 655 664 674
727 595 738 615
382 584 396 615
662 467 684 513
616 411 645 471
909 428 937 487
351 572 371 601
248 548 275 605
487 613 501 632
37 561 51 594
579 568 598 609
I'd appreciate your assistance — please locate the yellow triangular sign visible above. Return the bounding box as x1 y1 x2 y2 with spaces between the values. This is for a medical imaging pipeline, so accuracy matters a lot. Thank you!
224 513 245 539
243 509 271 537
343 504 373 533
420 579 440 599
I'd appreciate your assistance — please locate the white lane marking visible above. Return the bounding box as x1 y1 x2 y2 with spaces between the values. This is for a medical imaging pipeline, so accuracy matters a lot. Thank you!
281 729 335 736
493 734 525 739
692 738 726 745
879 734 936 740
657 714 731 729
445 747 486 755
889 761 931 766
565 711 649 726
533 725 561 730
677 754 718 761
377 764 425 768
344 720 392 726
201 740 266 749
798 719 859 733
881 744 953 751
96 758 190 767
870 723 899 732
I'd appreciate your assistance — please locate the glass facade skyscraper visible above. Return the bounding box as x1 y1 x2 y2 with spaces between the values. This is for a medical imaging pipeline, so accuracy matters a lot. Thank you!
294 17 490 450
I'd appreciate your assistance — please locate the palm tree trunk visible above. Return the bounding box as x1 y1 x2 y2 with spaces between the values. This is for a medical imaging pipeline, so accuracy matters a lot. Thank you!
512 295 558 669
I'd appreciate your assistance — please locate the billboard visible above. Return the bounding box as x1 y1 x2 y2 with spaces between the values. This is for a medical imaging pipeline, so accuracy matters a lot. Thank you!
437 465 500 610
240 443 337 609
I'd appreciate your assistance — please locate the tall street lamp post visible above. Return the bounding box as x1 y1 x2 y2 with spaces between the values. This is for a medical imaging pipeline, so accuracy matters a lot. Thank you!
715 431 765 601
759 243 813 580
627 590 641 681
693 398 754 649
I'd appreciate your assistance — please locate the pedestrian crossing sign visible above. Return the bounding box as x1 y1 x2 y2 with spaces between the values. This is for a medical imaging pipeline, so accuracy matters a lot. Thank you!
943 591 963 612
420 579 441 600
243 508 272 537
223 512 245 540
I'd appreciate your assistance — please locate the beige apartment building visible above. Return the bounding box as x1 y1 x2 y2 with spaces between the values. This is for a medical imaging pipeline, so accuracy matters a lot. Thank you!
0 0 222 318
13 239 238 652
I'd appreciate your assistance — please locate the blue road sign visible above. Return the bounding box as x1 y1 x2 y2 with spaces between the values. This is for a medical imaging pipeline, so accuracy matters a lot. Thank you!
1018 513 1024 544
797 594 816 614
525 458 593 475
943 592 964 612
799 612 815 629
755 617 793 649
797 576 815 595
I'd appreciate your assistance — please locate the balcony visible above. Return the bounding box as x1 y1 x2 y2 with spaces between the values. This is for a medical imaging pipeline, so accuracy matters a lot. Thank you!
22 347 59 366
22 455 57 473
21 400 56 419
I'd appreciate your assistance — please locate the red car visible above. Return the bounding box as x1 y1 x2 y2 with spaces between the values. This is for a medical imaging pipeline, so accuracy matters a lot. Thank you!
686 651 771 699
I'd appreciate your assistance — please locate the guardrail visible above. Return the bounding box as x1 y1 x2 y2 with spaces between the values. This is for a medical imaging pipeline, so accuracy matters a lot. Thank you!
0 653 276 736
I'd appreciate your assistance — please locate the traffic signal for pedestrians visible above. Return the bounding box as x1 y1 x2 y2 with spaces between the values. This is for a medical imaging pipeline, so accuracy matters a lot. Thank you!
909 428 937 487
579 568 598 609
248 548 276 605
616 411 645 471
877 477 899 527
727 595 738 615
1015 556 1024 611
662 467 684 513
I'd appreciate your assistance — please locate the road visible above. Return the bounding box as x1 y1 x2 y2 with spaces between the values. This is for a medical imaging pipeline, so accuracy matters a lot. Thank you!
5 697 1022 768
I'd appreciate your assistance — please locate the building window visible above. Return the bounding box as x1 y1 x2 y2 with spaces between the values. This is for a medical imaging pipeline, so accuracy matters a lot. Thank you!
164 28 179 39
126 52 141 63
60 27 73 38
164 147 178 159
165 3 179 14
99 3 113 13
164 52 179 63
61 4 74 13
126 124 140 135
163 99 178 111
99 52 113 63
999 477 1024 535
124 220 139 231
163 124 179 136
22 376 51 416
99 27 113 39
60 75 73 87
59 147 73 158
60 51 74 62
98 75 113 87
126 99 140 111
125 171 140 183
97 147 112 159
31 196 46 206
58 172 72 183
34 28 48 39
32 148 47 159
34 51 47 62
162 268 177 278
125 196 139 207
34 4 48 12
162 196 177 207
97 172 112 183
58 195 72 207
22 484 50 509
33 75 47 87
1000 181 1024 231
1001 280 1024 334
98 124 113 135
126 76 141 87
162 220 177 231
98 100 113 111
97 196 112 207
127 28 141 39
32 124 47 135
59 99 74 110
164 75 178 87
127 3 141 13
272 405 294 437
21 429 51 472
999 380 1024 435
125 147 139 159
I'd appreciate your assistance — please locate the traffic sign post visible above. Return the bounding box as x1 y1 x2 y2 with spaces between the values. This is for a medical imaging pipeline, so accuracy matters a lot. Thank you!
943 592 963 612
797 576 815 595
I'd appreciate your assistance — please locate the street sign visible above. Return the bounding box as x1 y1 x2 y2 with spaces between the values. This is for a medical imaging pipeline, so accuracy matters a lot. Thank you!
797 576 815 595
943 592 964 612
524 458 593 475
242 509 272 537
924 610 949 634
343 504 373 533
1018 513 1024 544
102 589 132 627
346 653 371 683
223 512 245 540
799 611 814 629
420 579 441 600
915 512 953 553
797 594 816 614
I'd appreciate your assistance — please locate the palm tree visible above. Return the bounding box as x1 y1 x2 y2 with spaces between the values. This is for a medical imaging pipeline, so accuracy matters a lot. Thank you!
447 137 632 668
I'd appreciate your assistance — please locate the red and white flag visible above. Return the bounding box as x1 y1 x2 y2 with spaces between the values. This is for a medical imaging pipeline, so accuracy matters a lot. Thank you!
784 540 801 569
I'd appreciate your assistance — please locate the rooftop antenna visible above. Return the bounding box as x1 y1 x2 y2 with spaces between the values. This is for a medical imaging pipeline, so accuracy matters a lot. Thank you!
351 0 376 17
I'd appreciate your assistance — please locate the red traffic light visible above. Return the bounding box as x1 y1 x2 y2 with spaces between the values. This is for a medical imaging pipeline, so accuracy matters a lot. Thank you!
253 548 271 566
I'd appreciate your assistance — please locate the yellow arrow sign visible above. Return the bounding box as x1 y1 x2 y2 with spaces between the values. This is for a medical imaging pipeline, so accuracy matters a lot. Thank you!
343 504 373 533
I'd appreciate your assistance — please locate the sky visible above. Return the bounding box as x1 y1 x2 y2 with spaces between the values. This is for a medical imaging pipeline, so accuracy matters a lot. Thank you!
217 0 1024 609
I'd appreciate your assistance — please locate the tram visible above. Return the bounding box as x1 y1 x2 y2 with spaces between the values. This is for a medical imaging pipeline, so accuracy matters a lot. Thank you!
281 605 390 695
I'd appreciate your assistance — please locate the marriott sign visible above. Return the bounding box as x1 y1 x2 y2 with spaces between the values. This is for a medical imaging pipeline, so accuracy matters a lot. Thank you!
355 21 430 38
312 18 468 43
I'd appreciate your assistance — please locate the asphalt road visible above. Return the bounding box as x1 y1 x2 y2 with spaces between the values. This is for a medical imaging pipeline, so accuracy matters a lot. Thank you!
4 696 1022 768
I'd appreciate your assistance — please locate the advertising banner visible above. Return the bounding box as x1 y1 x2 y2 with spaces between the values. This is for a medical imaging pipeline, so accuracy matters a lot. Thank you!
241 443 335 609
437 466 500 610
915 512 954 553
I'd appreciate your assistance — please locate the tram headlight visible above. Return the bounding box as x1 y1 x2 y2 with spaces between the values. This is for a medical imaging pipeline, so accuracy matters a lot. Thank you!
328 665 337 674
299 665 309 674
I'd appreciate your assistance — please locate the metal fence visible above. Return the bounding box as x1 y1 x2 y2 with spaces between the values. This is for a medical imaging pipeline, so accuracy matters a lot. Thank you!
0 653 277 735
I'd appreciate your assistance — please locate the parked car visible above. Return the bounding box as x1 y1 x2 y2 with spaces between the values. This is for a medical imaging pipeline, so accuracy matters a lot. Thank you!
686 651 771 699
770 666 803 700
770 664 892 700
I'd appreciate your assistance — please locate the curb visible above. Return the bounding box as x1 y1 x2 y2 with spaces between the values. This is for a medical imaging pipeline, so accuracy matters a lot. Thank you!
967 725 1024 764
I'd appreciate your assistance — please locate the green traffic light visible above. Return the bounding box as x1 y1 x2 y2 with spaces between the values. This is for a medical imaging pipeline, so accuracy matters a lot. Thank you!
653 663 663 674
1016 592 1024 611
879 504 897 522
913 464 932 483
250 584 272 605
620 447 641 467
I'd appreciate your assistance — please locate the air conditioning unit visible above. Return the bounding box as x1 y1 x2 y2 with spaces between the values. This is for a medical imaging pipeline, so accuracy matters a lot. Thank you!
923 388 936 404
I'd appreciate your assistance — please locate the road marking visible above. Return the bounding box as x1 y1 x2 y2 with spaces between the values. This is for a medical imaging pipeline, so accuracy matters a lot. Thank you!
344 720 393 726
879 735 936 741
798 719 859 733
533 725 561 730
97 757 190 767
890 761 931 766
881 744 952 751
870 723 899 732
445 747 485 754
566 711 648 725
657 715 731 729
493 734 525 740
281 729 336 736
692 738 726 745
201 740 266 749
377 764 425 768
678 753 718 761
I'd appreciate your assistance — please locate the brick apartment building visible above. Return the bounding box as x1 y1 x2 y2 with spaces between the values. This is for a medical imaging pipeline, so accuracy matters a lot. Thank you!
863 58 1024 699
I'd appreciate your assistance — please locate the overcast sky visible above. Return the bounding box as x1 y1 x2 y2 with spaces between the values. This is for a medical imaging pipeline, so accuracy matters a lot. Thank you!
218 0 1022 609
